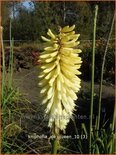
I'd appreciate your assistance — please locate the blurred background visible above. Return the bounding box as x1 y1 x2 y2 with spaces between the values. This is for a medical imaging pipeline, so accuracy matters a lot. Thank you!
1 1 115 41
1 1 115 83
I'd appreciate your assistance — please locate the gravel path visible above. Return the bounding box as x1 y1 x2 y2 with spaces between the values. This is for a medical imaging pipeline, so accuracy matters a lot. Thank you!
13 66 114 102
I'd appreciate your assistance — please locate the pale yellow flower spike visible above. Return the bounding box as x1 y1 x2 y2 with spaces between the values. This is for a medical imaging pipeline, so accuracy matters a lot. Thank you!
39 25 82 133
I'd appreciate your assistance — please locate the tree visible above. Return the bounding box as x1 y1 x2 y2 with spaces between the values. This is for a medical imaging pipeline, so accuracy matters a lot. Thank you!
2 1 115 41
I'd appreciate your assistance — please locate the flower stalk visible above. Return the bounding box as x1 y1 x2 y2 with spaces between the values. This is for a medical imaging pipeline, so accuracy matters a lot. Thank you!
1 26 5 101
97 13 115 135
51 138 58 154
89 5 98 154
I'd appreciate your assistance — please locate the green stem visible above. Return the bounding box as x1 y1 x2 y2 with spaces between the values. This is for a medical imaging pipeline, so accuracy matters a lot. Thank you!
97 13 115 135
51 123 58 154
111 100 115 153
51 137 58 154
10 38 14 88
8 20 13 89
1 27 5 102
89 5 98 154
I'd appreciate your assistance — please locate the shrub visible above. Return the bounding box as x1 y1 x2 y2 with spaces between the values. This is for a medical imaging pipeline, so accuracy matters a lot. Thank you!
80 39 114 83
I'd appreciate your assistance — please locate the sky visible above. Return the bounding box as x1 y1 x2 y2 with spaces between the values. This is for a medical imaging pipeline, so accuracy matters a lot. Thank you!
10 1 34 18
22 1 31 8
22 1 34 10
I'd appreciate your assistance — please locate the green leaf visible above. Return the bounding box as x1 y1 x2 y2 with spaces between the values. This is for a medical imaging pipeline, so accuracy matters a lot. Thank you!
96 137 104 149
82 123 87 135
95 144 100 154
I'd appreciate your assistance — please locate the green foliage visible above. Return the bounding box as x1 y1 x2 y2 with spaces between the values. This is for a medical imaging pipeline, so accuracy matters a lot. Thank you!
1 1 13 25
1 38 23 152
2 1 114 41
65 89 115 154
91 127 114 154
80 40 114 83
1 22 30 154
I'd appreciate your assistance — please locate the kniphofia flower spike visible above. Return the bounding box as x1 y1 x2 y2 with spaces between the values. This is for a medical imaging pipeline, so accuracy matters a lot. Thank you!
38 25 82 133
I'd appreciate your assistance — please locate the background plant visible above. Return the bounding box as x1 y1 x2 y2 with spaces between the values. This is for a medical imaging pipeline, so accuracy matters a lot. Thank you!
2 1 114 42
80 40 114 83
1 22 31 154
